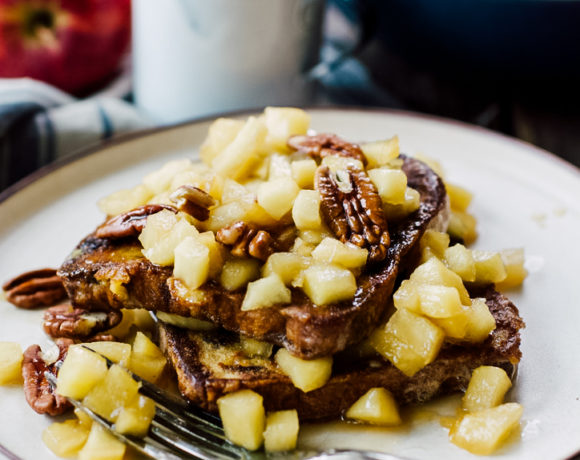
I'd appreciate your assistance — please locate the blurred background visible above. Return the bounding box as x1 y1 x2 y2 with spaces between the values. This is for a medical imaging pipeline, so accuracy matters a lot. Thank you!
1 0 579 192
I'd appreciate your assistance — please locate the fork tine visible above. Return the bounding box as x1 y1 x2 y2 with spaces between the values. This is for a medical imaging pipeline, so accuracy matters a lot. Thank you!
154 405 230 446
138 375 223 430
148 419 240 460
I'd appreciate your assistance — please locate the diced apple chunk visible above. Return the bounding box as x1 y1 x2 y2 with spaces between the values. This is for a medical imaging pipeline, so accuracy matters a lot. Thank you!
410 258 471 306
264 107 310 151
268 153 292 181
78 423 126 460
200 118 245 165
291 237 316 257
0 342 22 384
242 201 279 227
463 366 512 412
447 210 478 245
130 332 167 383
416 284 463 318
219 258 261 291
262 252 309 285
139 211 199 266
241 274 291 311
275 348 332 392
444 244 476 282
446 182 473 212
220 178 253 204
197 231 226 279
360 136 399 168
369 309 445 376
393 280 421 313
257 177 300 220
211 116 267 180
292 190 322 230
496 248 527 289
83 342 132 367
173 236 210 289
302 264 357 306
311 237 368 269
368 167 407 204
207 201 249 232
432 308 469 339
83 365 140 421
98 184 153 216
420 229 450 262
346 388 402 426
291 159 317 189
217 389 266 451
299 229 330 245
132 309 156 332
104 309 134 339
143 159 193 195
157 312 216 331
75 407 94 427
383 187 421 220
43 419 90 458
321 155 364 173
473 250 507 284
57 346 108 400
463 298 496 342
449 403 523 455
240 337 274 358
268 153 292 179
115 395 156 437
264 410 300 452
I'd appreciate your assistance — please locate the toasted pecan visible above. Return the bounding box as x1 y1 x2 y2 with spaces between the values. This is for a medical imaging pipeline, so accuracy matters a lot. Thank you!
216 221 276 261
2 268 67 309
95 204 177 239
288 133 367 165
316 165 390 262
43 304 122 340
22 340 73 416
170 185 216 221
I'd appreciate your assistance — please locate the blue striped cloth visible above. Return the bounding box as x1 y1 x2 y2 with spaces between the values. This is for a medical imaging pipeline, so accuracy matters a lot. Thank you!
0 78 151 191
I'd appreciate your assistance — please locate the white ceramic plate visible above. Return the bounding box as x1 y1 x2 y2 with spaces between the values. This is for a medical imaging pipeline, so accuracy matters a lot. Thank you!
1 108 579 460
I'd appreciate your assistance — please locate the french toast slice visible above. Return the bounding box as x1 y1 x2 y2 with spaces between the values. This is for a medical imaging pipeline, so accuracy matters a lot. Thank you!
159 285 524 421
58 155 448 359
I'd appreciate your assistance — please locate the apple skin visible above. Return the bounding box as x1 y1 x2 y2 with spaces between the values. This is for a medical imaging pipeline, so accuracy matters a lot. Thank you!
0 0 131 95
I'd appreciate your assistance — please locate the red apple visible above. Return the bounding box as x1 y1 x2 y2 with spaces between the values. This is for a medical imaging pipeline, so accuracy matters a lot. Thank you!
0 0 131 95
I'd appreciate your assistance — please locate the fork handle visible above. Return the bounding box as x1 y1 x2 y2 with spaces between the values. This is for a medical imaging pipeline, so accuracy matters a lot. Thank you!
307 450 409 460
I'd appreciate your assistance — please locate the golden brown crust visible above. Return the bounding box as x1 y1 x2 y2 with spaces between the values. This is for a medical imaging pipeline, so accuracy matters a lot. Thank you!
159 285 524 421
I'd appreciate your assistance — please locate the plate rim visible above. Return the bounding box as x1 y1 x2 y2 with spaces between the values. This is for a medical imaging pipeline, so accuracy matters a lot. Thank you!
1 105 580 459
1 105 578 206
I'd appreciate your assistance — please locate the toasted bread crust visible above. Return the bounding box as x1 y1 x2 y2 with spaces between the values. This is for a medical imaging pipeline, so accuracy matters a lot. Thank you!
59 156 447 359
159 285 524 421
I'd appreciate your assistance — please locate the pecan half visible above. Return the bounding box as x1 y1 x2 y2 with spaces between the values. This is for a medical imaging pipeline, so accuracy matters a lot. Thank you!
95 204 177 239
43 304 122 340
2 268 67 309
22 340 73 416
288 133 367 165
216 221 276 261
170 185 216 221
316 165 390 262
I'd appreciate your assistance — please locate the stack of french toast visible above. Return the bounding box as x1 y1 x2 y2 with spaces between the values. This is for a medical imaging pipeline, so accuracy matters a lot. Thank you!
57 108 524 435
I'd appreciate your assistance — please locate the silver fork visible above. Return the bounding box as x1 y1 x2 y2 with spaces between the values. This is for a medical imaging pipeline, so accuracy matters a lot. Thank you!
46 347 408 460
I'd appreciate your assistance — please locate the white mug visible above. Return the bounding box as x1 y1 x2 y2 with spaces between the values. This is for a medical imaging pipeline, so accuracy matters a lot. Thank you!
133 0 326 124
